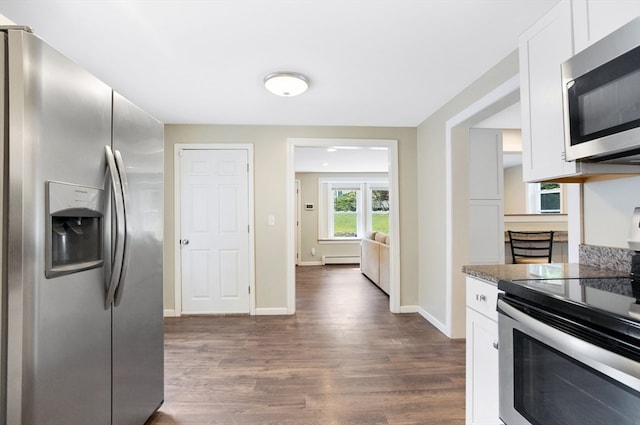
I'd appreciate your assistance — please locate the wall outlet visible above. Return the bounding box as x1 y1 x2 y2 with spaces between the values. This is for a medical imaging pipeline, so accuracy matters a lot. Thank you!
311 248 316 256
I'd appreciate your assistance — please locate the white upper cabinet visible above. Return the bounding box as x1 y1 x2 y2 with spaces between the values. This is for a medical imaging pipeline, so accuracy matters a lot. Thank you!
519 0 575 182
573 0 640 52
519 0 640 182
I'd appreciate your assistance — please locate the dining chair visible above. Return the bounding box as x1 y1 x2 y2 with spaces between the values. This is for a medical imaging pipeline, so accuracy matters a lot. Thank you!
507 230 554 264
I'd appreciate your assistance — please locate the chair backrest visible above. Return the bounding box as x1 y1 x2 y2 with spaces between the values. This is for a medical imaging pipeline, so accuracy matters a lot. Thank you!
507 231 554 264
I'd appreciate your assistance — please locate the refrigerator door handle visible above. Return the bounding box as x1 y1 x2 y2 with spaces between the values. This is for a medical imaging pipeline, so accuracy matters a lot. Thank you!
113 149 132 306
105 145 126 309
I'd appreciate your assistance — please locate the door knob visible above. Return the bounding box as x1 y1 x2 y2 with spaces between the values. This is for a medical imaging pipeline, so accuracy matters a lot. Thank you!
180 239 190 245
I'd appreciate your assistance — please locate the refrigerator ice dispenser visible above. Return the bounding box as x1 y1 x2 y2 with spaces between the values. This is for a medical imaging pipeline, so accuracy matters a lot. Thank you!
45 181 104 278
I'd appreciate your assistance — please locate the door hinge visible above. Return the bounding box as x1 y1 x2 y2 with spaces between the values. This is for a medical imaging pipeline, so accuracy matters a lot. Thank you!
248 286 251 294
247 163 249 172
248 224 250 233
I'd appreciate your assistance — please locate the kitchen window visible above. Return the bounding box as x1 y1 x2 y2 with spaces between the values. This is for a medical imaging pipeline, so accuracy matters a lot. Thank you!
527 183 562 214
318 179 388 240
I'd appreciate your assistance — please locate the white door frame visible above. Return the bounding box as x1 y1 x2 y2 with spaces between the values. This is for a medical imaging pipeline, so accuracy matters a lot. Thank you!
286 138 401 314
444 76 520 338
173 143 256 316
444 75 581 338
295 179 302 266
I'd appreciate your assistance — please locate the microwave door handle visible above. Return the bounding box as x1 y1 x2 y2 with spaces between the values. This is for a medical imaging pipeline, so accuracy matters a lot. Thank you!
105 146 125 309
112 149 131 307
497 299 640 389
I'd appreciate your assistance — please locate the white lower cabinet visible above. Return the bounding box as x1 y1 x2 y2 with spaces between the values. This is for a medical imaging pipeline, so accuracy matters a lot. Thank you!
466 277 502 425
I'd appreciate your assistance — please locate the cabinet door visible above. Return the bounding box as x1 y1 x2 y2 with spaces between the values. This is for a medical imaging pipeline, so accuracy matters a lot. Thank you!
466 307 501 425
519 0 575 182
468 129 504 264
573 0 640 52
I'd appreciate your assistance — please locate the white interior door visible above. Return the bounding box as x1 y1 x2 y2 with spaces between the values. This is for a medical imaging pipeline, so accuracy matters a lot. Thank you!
179 148 250 314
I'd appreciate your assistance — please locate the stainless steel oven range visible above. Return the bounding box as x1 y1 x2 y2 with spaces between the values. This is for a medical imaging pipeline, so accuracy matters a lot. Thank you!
497 277 640 425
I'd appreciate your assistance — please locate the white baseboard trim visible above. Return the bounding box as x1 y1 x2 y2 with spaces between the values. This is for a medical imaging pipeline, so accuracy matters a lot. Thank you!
418 306 451 338
165 308 292 317
298 261 323 266
399 305 419 313
321 255 360 265
255 307 290 316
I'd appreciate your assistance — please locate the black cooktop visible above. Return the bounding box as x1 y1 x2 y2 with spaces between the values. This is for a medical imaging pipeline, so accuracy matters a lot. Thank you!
498 276 640 343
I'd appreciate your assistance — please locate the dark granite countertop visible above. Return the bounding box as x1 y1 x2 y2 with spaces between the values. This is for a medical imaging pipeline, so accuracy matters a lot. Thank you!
462 263 630 285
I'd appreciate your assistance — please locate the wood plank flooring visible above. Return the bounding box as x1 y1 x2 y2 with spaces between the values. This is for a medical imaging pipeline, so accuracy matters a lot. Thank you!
148 265 466 425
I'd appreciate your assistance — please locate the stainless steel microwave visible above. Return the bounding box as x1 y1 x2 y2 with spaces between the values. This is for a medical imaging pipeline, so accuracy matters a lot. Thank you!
562 16 640 163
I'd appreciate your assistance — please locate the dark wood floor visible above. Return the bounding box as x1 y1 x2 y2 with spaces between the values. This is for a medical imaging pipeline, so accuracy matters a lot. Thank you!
149 265 466 425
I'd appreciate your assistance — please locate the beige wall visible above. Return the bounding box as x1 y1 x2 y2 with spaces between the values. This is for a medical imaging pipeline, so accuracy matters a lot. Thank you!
0 13 15 25
296 172 387 264
416 50 519 332
583 176 640 249
503 165 526 214
164 125 418 312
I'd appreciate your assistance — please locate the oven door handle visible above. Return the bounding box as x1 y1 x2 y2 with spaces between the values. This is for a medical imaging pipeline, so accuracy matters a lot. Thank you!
497 298 640 390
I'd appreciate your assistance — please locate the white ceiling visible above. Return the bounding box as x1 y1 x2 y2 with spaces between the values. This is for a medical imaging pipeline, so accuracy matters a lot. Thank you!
295 146 388 173
474 102 522 130
475 102 523 168
0 1 560 127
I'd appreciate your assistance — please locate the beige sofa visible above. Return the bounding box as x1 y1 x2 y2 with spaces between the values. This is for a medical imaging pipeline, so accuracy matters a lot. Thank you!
360 231 390 294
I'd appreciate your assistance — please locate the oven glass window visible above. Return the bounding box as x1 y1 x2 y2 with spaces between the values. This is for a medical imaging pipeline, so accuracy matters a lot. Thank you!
513 330 640 425
577 69 640 137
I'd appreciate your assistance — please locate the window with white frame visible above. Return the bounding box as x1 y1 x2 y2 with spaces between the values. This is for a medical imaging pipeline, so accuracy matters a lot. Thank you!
368 186 389 234
330 184 362 238
318 179 389 240
527 182 562 213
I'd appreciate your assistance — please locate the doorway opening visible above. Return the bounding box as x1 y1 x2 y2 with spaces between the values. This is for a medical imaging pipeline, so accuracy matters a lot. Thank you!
444 75 520 338
286 138 401 314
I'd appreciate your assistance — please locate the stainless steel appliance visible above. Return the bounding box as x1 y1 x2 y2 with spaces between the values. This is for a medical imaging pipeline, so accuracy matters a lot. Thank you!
497 277 640 425
0 27 164 425
562 17 640 163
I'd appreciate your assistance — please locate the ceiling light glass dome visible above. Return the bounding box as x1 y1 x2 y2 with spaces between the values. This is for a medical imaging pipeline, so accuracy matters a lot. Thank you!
264 72 309 96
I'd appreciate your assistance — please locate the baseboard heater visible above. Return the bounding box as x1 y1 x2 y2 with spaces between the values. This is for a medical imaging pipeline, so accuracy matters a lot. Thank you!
321 255 360 265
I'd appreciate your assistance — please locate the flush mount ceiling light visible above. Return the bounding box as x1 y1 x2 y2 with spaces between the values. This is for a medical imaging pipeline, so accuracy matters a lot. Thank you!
264 72 309 97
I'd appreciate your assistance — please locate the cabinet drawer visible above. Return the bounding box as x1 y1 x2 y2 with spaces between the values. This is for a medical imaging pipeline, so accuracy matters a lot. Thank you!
466 277 500 322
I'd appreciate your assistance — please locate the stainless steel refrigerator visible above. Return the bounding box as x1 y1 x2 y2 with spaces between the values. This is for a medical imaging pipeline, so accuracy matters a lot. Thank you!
0 27 164 425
